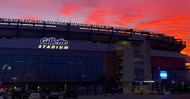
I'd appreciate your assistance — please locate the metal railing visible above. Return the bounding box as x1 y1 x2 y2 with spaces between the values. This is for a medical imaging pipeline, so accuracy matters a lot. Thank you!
0 18 186 45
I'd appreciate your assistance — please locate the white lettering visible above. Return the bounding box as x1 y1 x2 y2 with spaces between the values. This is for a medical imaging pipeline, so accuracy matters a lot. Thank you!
59 46 63 49
43 45 46 48
46 45 51 49
51 45 55 49
38 45 42 48
56 46 59 49
64 46 69 49
38 44 68 50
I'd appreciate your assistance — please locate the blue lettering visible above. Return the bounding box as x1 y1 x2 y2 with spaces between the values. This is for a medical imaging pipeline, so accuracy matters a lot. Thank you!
40 37 68 45
40 38 48 44
63 40 68 45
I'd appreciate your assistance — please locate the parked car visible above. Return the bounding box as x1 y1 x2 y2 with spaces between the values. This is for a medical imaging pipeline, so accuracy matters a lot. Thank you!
0 92 7 99
64 90 77 98
23 90 35 99
49 92 58 99
26 90 35 93
12 91 22 99
28 93 40 99
58 91 65 96
39 91 46 99
0 96 3 99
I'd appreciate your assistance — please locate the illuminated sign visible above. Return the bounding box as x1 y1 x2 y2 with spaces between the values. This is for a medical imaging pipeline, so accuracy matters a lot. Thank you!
38 37 69 50
160 71 167 79
135 80 155 83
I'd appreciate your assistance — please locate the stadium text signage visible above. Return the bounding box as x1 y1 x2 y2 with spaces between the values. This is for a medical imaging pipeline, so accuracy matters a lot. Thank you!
38 37 69 50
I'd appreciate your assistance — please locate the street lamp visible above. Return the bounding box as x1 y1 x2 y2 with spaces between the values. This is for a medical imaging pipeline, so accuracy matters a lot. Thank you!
12 77 17 90
13 77 17 80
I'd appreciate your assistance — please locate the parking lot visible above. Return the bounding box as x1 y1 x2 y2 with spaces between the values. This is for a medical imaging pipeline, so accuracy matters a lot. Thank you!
5 94 190 99
78 94 190 99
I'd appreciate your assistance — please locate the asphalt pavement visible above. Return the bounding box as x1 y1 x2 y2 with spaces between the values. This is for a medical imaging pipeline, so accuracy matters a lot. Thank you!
7 94 190 99
78 94 190 99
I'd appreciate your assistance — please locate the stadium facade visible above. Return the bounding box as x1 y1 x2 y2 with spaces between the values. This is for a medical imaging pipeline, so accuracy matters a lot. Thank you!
0 18 190 94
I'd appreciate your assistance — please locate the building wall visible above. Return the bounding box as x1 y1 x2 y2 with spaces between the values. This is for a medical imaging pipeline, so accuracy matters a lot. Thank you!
123 47 134 82
143 40 151 81
0 38 115 52
150 49 185 58
150 47 188 86
0 48 107 83
116 39 151 83
152 68 189 85
115 37 152 94
0 38 118 83
106 52 116 80
151 56 185 68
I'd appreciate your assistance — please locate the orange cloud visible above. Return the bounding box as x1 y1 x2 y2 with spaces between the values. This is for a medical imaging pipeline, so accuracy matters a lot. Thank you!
85 9 115 25
136 16 190 30
1 0 190 55
183 43 190 55
135 15 190 55
59 4 81 16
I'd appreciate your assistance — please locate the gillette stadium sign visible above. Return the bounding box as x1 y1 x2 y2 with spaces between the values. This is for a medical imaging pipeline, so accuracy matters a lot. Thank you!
38 37 69 50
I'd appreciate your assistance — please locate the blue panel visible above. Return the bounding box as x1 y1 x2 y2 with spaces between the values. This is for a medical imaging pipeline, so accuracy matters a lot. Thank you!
0 53 106 82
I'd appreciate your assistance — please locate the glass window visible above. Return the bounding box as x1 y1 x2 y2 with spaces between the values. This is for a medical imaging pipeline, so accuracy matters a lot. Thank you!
0 54 105 82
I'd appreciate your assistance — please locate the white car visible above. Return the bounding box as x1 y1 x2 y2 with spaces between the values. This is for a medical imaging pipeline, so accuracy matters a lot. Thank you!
28 93 41 99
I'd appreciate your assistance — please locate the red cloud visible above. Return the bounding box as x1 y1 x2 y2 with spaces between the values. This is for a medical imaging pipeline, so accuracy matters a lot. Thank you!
136 16 190 30
85 6 143 26
85 9 115 25
182 42 190 55
135 16 190 38
1 0 190 55
113 15 143 26
135 15 190 55
59 4 81 16
23 9 33 13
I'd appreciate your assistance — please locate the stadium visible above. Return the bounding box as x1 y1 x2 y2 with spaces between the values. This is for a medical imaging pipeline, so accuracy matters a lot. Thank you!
0 18 190 94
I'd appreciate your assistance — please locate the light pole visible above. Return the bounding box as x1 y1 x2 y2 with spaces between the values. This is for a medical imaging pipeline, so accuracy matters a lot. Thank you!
12 77 17 90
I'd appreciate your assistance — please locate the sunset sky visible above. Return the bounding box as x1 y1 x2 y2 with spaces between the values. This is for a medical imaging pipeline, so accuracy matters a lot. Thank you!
1 0 190 55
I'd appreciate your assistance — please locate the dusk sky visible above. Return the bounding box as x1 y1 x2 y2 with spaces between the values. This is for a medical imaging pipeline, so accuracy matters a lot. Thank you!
1 0 190 55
